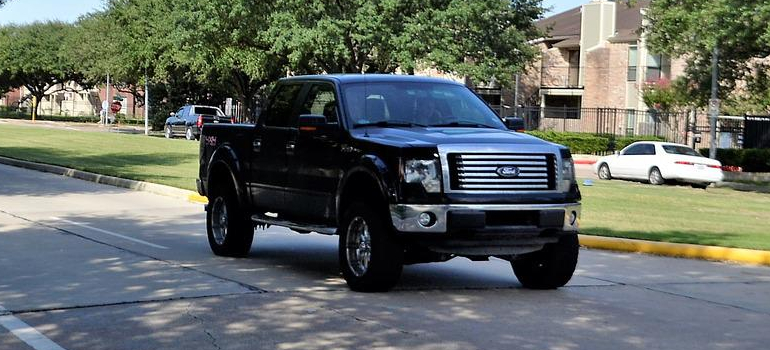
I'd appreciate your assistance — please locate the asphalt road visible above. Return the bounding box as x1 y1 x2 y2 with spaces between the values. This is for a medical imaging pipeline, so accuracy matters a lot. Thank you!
1 163 769 350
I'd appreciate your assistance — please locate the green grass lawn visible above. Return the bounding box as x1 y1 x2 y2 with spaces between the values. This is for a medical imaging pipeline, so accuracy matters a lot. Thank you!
0 123 199 190
579 179 770 251
1 122 769 250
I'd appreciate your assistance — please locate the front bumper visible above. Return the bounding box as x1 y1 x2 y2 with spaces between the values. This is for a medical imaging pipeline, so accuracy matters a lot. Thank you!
390 203 580 234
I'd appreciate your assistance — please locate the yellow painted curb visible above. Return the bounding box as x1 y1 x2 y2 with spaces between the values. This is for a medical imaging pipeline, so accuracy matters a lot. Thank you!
579 234 770 266
188 193 209 204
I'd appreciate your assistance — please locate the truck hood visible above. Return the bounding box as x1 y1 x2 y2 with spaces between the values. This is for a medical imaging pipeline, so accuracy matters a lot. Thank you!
349 127 551 148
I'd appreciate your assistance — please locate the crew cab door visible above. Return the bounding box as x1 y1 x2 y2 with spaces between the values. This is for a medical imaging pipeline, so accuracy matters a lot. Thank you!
284 82 344 222
171 106 188 133
248 83 303 213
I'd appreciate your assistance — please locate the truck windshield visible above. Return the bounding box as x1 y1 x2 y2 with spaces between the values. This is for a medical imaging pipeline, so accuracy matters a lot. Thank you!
342 82 505 129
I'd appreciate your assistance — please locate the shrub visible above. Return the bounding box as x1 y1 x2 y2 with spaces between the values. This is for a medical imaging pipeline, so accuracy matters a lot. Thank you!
527 131 665 155
700 148 770 172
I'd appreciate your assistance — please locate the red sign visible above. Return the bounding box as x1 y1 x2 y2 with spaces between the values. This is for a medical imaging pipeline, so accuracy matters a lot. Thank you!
110 101 122 113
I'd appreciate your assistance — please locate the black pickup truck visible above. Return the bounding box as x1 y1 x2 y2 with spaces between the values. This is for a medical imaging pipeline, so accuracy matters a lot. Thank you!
197 75 581 292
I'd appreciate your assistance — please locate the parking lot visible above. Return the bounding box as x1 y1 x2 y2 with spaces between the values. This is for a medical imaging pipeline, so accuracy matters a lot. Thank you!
1 163 770 350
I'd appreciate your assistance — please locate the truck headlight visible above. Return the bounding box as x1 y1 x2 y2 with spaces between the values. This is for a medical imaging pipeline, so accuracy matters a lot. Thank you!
561 158 575 191
404 159 441 193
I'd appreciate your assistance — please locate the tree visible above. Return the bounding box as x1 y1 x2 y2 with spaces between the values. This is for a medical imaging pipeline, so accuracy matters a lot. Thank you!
644 0 770 113
268 0 543 87
0 22 84 119
166 0 289 119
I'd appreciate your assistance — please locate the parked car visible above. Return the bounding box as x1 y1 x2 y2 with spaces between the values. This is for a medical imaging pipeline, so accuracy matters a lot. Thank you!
164 105 233 140
593 141 723 188
198 74 582 292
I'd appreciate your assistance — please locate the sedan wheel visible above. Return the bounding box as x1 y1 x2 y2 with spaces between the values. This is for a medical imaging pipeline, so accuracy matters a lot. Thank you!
649 167 665 185
598 164 612 180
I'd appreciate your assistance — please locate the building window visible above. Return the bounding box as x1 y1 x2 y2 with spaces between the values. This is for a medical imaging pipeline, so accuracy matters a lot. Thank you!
646 53 671 82
627 46 638 81
543 95 581 119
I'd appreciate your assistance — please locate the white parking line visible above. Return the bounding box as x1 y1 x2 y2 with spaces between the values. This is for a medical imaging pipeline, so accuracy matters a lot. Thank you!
50 217 169 249
0 305 67 350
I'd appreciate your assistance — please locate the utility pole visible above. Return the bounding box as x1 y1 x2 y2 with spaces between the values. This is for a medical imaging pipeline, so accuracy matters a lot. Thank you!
144 72 149 136
708 46 719 159
514 74 520 114
105 73 111 126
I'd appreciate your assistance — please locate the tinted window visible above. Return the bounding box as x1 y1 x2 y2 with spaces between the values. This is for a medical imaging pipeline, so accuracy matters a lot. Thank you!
342 82 505 129
300 83 338 123
641 144 656 155
263 84 302 127
194 107 223 116
623 144 655 155
662 145 701 157
622 144 643 155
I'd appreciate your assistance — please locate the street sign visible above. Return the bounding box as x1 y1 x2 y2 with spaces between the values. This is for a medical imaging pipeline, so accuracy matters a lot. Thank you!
708 99 720 116
110 101 122 113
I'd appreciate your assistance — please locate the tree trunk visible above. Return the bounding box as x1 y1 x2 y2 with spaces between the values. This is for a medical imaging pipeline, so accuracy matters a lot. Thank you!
30 95 39 121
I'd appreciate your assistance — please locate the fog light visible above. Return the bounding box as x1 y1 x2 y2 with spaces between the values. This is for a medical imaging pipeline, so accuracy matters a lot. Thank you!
569 211 578 226
418 212 435 227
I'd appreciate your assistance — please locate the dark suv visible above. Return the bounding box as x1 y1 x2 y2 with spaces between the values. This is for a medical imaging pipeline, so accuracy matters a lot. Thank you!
197 75 581 292
164 105 233 140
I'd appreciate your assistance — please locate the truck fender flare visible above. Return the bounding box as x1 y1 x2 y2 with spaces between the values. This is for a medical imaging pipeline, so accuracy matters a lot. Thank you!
207 145 247 207
336 158 394 221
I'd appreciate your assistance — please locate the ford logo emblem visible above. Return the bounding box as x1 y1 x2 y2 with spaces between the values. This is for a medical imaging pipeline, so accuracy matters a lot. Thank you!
496 166 520 178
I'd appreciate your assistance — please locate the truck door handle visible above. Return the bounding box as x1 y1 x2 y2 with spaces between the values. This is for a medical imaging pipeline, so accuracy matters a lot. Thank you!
253 139 261 152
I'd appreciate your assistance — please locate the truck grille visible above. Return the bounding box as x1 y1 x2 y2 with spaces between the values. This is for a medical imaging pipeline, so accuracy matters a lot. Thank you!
448 153 556 191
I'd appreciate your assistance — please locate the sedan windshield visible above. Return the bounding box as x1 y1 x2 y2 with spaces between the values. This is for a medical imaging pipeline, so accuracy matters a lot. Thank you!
342 82 505 129
662 145 702 157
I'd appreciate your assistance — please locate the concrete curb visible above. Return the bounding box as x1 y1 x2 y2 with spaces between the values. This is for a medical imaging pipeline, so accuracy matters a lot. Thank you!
0 155 208 205
2 155 768 266
579 234 770 266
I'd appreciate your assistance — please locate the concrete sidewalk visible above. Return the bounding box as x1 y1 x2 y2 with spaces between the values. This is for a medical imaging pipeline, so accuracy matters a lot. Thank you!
0 117 155 135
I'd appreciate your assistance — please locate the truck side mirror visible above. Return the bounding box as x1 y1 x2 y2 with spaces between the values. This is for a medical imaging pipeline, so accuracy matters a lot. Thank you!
505 116 525 132
298 114 328 133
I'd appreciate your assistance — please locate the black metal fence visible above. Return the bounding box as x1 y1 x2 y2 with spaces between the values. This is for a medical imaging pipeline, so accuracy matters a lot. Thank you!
515 107 690 143
744 115 770 149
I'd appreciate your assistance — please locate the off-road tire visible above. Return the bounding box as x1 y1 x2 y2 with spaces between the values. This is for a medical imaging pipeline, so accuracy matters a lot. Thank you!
206 180 254 257
511 234 579 289
339 201 404 292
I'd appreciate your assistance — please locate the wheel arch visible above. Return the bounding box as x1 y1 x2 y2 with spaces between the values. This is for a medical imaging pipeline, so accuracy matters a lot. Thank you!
206 146 247 207
336 167 391 226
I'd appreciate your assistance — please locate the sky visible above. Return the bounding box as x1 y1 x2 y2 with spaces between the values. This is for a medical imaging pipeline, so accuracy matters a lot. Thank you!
543 0 586 16
0 0 583 26
0 0 104 25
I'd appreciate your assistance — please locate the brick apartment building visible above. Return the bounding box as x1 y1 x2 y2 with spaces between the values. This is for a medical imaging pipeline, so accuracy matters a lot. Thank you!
1 82 144 119
519 0 690 139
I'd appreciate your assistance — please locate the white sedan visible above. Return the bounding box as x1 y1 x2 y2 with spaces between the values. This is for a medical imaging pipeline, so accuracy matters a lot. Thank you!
593 141 723 188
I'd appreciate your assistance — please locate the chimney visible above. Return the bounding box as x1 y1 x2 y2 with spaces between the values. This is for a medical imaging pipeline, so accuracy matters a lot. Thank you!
580 0 617 51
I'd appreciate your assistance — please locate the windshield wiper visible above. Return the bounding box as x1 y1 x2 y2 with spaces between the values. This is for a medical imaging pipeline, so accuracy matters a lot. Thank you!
353 120 426 128
430 121 498 129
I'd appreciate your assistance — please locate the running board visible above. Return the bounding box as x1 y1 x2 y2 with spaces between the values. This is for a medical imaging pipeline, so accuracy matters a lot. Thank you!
251 213 337 235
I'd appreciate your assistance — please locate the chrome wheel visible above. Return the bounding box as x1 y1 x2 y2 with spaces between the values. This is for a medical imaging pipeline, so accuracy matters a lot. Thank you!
165 125 172 138
649 168 664 185
345 217 372 277
186 127 194 140
598 164 610 180
210 196 228 245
